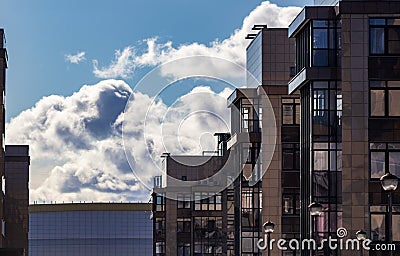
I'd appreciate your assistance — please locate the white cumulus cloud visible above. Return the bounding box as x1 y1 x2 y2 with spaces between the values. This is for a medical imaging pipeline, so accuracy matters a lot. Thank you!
92 1 301 79
65 51 86 64
6 80 231 202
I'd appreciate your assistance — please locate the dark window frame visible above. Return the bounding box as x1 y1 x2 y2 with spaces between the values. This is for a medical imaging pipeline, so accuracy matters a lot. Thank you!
369 142 400 180
282 98 301 126
370 18 400 56
194 192 222 211
282 189 300 215
177 194 191 209
369 80 400 117
369 205 400 242
282 143 300 170
311 20 338 67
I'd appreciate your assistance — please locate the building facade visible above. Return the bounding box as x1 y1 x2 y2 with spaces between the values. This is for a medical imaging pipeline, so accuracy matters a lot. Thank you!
152 1 400 255
229 27 300 256
152 27 298 256
4 145 30 253
0 29 30 256
29 203 153 256
152 134 236 256
288 0 400 255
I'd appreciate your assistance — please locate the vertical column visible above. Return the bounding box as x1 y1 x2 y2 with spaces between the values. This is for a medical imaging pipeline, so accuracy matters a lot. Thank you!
341 13 370 256
262 94 281 256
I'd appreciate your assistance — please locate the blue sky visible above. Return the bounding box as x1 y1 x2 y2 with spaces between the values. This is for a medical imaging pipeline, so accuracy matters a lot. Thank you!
1 0 312 120
3 1 312 202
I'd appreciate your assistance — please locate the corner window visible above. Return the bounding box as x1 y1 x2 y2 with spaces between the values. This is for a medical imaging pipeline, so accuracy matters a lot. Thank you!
312 20 337 67
370 18 400 55
370 81 400 117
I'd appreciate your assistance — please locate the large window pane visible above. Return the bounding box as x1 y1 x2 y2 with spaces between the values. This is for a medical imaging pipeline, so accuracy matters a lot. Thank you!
313 49 329 66
389 90 400 116
393 215 400 242
314 151 329 171
370 90 385 116
283 150 294 169
388 27 400 54
371 152 385 179
283 105 294 124
314 29 328 48
313 172 329 197
370 28 385 54
371 214 386 241
296 104 301 124
389 152 400 177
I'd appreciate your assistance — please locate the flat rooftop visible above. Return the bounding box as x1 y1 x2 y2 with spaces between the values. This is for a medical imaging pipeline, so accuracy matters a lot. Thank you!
29 202 152 213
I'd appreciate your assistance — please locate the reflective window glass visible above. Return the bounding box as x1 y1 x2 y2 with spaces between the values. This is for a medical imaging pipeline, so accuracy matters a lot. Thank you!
371 152 385 179
371 214 386 241
370 90 385 116
389 90 400 116
370 28 385 54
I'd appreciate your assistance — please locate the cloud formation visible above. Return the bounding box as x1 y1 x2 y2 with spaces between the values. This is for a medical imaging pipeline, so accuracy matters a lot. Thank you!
6 1 301 202
6 80 231 202
92 1 301 79
65 51 86 64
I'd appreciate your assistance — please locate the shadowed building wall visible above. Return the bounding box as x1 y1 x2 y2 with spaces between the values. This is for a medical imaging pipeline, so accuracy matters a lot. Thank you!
4 145 30 254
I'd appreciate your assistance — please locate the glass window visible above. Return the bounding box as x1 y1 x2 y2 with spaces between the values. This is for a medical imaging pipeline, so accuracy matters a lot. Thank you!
178 243 191 256
370 143 400 179
155 194 165 211
282 99 300 125
312 20 337 67
370 90 385 116
313 49 329 66
177 194 191 209
282 143 300 170
371 213 386 241
370 81 400 117
283 105 294 124
388 27 400 54
177 218 191 233
194 192 222 211
389 90 400 116
393 215 400 242
371 152 385 179
314 29 328 48
370 17 400 55
314 151 329 171
370 19 386 25
370 28 385 54
389 152 400 177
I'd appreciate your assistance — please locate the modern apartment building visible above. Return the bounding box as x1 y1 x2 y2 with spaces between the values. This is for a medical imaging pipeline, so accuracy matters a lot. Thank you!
153 1 400 255
287 0 400 255
0 29 30 256
152 134 235 256
228 27 300 256
29 203 153 256
152 27 298 256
